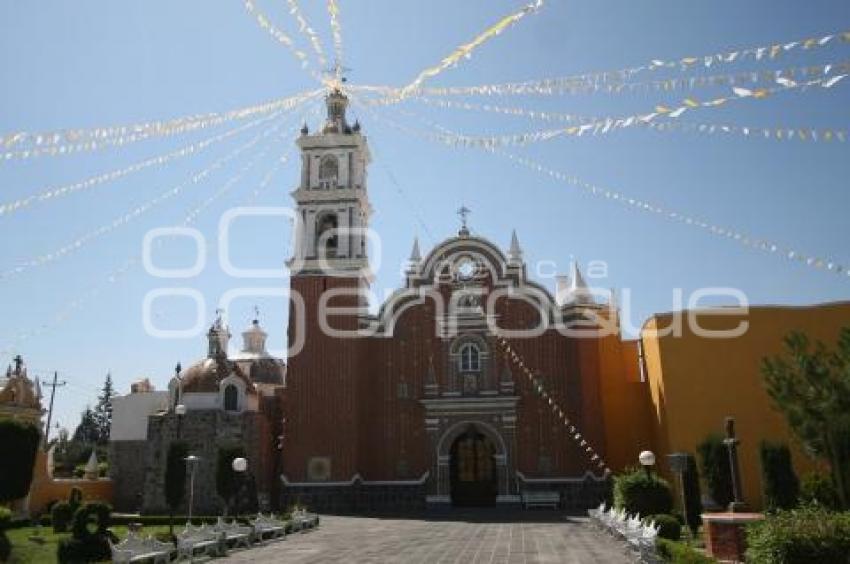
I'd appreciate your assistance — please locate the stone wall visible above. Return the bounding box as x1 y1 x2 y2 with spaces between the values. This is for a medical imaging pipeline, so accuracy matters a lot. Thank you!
108 440 147 512
141 410 264 515
281 482 427 514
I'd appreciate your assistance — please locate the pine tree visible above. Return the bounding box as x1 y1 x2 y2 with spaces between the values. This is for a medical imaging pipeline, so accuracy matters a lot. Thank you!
761 327 850 509
93 372 115 444
72 407 99 445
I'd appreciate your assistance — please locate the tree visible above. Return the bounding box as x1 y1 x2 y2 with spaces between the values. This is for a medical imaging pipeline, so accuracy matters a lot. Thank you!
72 407 99 445
0 420 41 504
682 454 703 537
216 445 246 515
761 327 850 508
697 434 733 509
759 441 800 511
93 373 115 445
165 441 188 536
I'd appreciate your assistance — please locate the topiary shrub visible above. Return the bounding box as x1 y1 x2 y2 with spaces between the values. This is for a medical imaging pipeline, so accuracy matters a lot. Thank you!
681 454 703 537
697 434 732 509
799 471 840 510
56 502 113 563
70 502 111 543
646 514 682 541
0 506 12 562
613 467 674 518
745 505 850 563
759 441 800 511
51 501 74 533
655 538 717 563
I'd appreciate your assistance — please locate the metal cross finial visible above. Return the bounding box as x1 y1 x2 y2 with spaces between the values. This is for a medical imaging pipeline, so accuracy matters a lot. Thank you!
253 305 260 321
457 205 471 229
324 59 352 85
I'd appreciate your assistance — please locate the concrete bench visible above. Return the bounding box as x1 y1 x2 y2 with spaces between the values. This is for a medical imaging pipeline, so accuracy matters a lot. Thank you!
521 490 560 509
251 513 287 542
290 509 320 531
110 532 175 564
213 517 254 550
176 524 222 561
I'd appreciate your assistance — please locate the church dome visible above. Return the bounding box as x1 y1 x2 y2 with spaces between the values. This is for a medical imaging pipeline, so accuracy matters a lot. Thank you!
179 356 255 394
247 357 286 386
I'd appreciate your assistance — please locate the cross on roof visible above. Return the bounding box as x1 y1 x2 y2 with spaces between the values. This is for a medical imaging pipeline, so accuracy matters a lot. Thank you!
324 60 352 84
457 205 471 229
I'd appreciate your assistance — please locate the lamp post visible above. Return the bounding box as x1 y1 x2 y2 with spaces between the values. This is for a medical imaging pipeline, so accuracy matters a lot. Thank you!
185 455 200 524
639 450 656 479
175 404 186 438
232 457 248 519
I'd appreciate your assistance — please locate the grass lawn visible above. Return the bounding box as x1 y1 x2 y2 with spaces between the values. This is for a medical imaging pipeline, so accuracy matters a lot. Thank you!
5 524 171 564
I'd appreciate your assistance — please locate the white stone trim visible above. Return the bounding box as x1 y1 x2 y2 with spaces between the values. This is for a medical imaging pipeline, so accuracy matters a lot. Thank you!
515 470 608 483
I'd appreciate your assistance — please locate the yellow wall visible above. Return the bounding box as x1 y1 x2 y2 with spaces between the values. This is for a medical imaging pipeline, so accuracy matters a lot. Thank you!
26 450 114 515
640 301 850 509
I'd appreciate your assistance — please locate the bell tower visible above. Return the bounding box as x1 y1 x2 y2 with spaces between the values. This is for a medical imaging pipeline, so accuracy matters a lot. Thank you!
289 88 371 274
283 88 370 484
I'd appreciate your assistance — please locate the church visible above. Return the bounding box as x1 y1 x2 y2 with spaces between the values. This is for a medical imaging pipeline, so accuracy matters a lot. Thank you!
109 88 850 514
276 88 623 511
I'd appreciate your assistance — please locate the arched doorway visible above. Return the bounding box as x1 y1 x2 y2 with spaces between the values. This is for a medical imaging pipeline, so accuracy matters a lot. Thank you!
449 425 497 506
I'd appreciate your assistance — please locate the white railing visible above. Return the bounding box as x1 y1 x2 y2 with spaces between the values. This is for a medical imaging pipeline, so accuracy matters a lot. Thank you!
587 502 660 564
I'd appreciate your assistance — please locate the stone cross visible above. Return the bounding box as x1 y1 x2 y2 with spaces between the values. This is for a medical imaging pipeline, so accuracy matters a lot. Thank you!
723 416 748 512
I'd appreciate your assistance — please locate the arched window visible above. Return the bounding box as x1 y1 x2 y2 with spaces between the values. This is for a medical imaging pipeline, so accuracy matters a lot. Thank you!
223 384 238 412
318 155 339 188
316 213 338 257
459 343 481 372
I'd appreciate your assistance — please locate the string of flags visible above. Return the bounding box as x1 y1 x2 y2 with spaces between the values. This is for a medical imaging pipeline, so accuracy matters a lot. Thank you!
327 0 345 80
287 0 328 69
0 89 322 159
494 148 850 281
0 116 289 281
405 94 848 143
243 0 322 82
0 112 278 218
362 103 850 282
361 59 850 99
496 335 612 475
397 0 545 98
390 75 847 149
0 114 312 356
0 108 317 357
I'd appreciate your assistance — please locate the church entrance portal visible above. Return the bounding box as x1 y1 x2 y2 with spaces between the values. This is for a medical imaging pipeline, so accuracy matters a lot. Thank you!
449 426 497 506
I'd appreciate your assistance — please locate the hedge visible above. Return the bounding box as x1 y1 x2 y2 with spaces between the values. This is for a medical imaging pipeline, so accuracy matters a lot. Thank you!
656 538 717 563
745 505 850 563
799 471 840 510
759 441 799 511
613 467 674 518
647 514 682 542
697 434 733 509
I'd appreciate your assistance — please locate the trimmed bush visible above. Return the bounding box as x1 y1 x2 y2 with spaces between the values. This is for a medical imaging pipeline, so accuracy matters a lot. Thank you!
0 506 11 562
614 467 674 518
57 536 111 563
681 454 703 537
697 435 732 509
656 538 717 563
760 441 800 511
799 471 840 510
647 514 682 541
51 502 74 533
71 502 111 542
745 505 850 563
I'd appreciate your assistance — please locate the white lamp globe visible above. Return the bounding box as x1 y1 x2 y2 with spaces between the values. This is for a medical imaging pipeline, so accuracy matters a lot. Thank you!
638 450 656 467
232 457 248 473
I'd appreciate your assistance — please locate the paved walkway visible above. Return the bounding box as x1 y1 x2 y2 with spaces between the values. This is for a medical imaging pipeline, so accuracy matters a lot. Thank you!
222 513 632 563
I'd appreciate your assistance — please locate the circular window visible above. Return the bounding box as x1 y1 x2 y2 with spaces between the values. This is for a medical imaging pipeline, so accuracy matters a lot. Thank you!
456 259 476 280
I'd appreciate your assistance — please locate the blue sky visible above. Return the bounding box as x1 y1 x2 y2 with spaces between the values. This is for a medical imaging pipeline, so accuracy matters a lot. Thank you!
1 0 849 433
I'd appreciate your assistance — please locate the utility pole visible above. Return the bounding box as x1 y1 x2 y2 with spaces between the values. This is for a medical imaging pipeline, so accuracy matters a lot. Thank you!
41 371 67 449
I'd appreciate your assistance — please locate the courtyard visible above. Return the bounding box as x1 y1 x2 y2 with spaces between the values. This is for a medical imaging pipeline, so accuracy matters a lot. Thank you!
221 513 632 564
